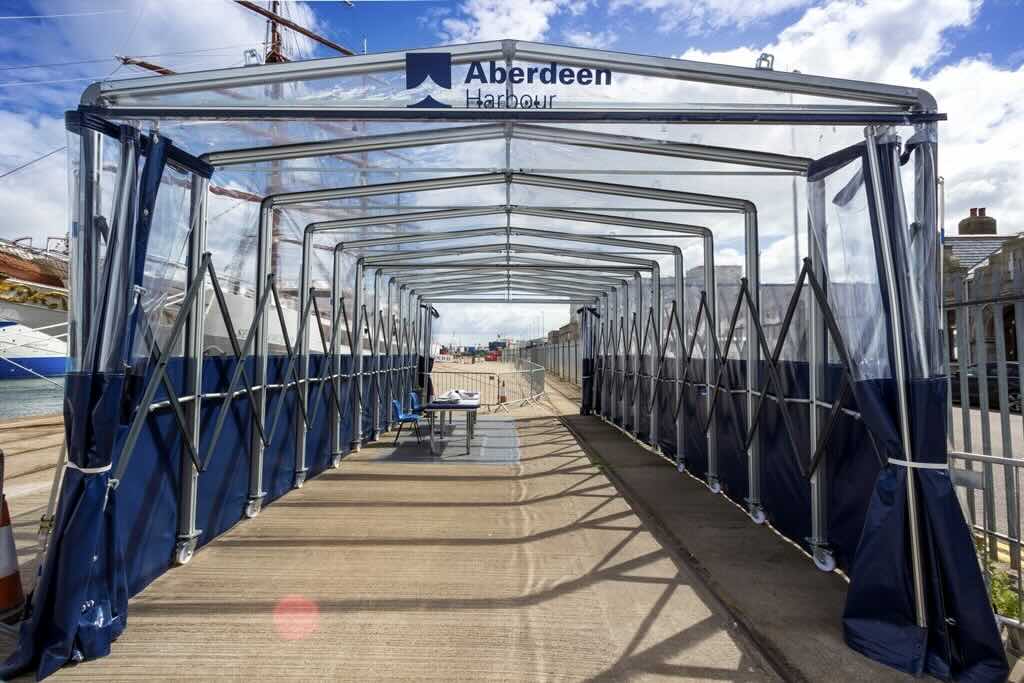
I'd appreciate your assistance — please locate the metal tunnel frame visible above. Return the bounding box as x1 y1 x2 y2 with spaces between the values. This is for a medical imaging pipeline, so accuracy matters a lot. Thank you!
21 36 1001 683
85 61 919 593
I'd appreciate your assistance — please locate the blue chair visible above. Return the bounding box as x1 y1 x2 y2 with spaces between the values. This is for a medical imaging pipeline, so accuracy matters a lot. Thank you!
409 392 423 415
392 399 421 445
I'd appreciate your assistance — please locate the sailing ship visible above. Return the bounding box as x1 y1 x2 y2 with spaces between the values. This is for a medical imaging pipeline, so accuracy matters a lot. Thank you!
0 238 70 379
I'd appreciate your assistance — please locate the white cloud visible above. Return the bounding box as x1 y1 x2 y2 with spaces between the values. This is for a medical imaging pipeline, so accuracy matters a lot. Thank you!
611 0 814 34
437 0 568 43
433 302 571 344
562 28 619 48
677 0 1024 235
0 111 68 243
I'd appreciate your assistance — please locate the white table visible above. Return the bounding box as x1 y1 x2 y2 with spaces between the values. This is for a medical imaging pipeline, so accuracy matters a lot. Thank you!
423 397 481 454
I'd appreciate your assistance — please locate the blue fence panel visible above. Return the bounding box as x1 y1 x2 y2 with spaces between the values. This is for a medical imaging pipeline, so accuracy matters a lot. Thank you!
656 366 677 456
115 359 185 597
195 356 253 549
262 356 297 504
758 360 812 552
682 357 709 481
716 359 749 506
303 353 334 478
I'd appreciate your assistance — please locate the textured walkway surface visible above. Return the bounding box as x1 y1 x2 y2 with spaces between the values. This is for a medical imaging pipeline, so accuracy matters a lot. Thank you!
31 399 776 680
542 376 916 683
0 414 63 598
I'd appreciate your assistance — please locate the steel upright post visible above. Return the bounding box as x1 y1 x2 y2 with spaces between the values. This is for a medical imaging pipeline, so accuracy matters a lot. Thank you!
808 182 832 565
295 231 313 486
248 202 273 517
595 294 606 416
611 287 620 425
647 262 663 448
351 259 364 451
745 209 763 519
864 125 927 628
371 268 382 441
705 239 719 490
633 271 643 438
176 174 208 564
387 277 395 430
674 248 685 470
330 250 343 466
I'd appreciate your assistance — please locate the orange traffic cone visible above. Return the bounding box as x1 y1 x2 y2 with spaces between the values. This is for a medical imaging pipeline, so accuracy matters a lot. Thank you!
0 495 24 620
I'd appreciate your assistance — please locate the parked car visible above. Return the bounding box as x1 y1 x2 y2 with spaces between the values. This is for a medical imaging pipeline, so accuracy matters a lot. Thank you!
950 362 1022 413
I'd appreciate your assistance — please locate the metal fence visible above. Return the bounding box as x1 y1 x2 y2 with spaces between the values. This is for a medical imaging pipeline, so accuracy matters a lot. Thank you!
428 357 545 409
522 339 582 386
946 274 1024 632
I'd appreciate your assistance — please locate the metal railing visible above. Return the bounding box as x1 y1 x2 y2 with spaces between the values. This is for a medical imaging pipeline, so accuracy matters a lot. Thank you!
522 339 581 386
946 277 1024 630
427 357 544 409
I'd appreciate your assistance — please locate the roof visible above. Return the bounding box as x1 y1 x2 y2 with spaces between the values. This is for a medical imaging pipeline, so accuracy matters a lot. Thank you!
945 235 1010 271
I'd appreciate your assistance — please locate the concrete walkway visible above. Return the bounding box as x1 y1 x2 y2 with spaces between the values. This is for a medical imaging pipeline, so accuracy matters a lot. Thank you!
541 376 916 683
30 404 776 679
0 414 63 598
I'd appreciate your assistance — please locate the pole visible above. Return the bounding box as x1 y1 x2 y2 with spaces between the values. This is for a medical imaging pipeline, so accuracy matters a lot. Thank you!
176 174 207 564
808 179 831 567
864 125 927 628
674 249 685 471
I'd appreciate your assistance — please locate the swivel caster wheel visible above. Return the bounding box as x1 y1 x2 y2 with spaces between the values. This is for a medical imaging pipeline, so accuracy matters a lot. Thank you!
813 549 836 572
749 507 766 525
332 454 343 469
245 499 262 519
175 540 196 566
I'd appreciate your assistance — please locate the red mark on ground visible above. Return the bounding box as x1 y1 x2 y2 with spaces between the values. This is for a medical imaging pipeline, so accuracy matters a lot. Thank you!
273 594 320 641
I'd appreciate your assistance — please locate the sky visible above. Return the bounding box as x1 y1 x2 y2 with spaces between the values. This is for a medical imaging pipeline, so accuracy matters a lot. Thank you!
0 0 1022 345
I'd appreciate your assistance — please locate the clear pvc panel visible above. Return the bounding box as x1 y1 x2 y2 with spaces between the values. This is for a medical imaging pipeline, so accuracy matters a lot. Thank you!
65 132 84 369
93 133 140 374
809 153 890 380
759 284 808 361
684 278 706 360
894 127 942 378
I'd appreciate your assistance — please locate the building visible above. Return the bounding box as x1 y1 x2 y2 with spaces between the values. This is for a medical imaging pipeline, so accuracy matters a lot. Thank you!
943 208 1019 364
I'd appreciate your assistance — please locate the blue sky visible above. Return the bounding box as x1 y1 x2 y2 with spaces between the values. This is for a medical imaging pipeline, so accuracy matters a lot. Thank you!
1 0 1022 342
1 0 1021 118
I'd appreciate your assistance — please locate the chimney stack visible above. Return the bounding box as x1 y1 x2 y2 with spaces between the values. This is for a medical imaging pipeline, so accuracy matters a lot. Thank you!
959 207 997 235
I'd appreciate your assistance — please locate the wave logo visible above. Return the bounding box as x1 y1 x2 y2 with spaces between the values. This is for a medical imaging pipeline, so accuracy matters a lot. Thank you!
405 52 452 108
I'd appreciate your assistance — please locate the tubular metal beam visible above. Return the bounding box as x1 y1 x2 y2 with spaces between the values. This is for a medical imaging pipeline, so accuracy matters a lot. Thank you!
205 121 810 172
426 298 590 304
86 39 936 110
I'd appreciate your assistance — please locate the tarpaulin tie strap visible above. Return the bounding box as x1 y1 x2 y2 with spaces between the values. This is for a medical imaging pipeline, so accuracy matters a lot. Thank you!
887 458 949 470
63 462 112 474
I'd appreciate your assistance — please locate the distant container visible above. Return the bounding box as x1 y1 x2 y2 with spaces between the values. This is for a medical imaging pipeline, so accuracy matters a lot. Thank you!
959 207 997 235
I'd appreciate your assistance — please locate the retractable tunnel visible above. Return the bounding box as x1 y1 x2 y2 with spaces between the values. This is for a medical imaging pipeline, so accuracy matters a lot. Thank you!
2 39 1008 681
